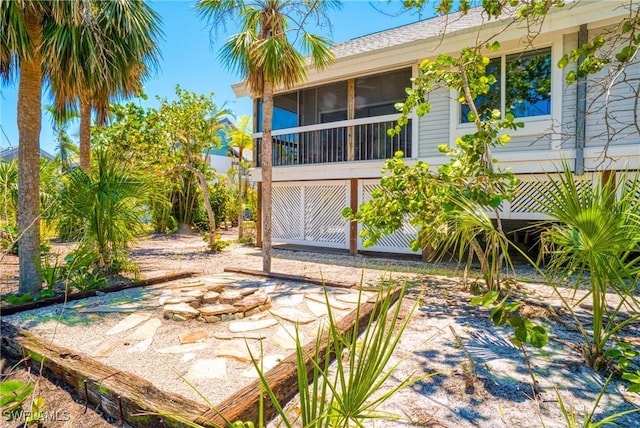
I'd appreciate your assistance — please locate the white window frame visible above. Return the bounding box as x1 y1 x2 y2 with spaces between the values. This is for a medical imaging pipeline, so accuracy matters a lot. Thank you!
449 42 562 149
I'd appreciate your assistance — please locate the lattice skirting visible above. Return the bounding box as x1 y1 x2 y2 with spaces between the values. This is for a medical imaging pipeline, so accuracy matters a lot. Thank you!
359 180 420 254
269 171 632 255
272 181 349 249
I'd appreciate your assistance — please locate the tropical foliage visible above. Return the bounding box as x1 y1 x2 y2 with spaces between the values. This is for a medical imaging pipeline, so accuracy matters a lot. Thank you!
59 148 148 272
535 166 640 370
228 116 253 239
0 0 160 294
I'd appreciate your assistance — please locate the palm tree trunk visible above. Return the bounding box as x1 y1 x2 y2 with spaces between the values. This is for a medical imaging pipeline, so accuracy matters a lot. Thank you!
261 82 274 273
79 95 91 173
17 5 43 295
237 147 244 239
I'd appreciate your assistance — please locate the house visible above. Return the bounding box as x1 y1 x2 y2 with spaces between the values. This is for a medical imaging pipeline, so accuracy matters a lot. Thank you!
205 118 253 176
0 146 54 162
234 1 640 255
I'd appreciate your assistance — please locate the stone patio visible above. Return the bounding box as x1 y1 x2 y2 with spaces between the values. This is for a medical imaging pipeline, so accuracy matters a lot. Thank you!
3 272 376 405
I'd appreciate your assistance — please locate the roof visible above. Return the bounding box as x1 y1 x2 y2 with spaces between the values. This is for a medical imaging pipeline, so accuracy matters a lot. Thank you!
331 6 490 59
0 146 54 161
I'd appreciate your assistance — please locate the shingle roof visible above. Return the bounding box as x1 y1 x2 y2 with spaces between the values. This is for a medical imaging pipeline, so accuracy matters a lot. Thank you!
331 7 499 59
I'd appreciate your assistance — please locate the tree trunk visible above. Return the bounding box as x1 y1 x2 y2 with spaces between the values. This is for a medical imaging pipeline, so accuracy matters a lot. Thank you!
182 165 216 251
79 95 91 173
17 5 43 295
261 82 274 273
237 148 244 239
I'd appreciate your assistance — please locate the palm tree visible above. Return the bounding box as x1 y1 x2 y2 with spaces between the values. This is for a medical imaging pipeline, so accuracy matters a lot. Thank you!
228 115 253 239
45 0 161 173
61 148 148 271
0 1 83 294
1 1 160 294
197 0 337 272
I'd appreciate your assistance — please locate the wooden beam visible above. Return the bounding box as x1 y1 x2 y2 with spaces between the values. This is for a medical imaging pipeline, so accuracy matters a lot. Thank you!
349 178 359 256
256 182 263 248
0 322 212 428
1 272 196 316
199 286 402 426
347 79 355 161
223 266 370 290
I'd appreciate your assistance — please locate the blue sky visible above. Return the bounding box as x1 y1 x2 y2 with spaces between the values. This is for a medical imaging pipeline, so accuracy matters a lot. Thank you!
0 0 426 155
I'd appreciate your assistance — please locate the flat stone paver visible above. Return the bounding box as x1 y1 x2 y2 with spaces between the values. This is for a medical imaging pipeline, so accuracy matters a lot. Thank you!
179 329 208 344
127 337 153 353
187 358 227 379
305 293 352 310
106 312 153 335
213 340 255 362
156 342 210 354
271 325 303 350
270 307 316 324
228 318 278 332
306 300 330 317
91 340 121 357
240 355 283 378
273 293 304 306
335 292 375 304
126 318 162 341
163 302 200 320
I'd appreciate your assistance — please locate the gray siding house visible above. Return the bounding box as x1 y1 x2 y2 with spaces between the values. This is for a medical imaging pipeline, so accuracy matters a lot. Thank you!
234 1 640 255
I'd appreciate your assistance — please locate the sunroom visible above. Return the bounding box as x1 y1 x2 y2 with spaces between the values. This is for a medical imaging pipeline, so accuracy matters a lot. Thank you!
253 67 413 167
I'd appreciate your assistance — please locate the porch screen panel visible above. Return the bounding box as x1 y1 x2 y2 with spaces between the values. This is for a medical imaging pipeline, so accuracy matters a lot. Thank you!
272 185 303 241
359 180 419 254
300 81 348 126
304 183 348 246
355 68 412 118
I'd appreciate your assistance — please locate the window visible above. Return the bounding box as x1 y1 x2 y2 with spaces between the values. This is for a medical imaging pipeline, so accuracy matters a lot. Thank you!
300 81 348 126
257 92 298 131
460 48 551 123
355 68 412 118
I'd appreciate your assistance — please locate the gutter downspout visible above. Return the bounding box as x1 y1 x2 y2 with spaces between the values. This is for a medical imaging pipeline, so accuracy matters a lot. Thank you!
575 24 588 174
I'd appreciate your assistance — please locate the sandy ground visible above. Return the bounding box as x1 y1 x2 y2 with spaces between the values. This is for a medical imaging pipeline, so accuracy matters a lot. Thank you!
1 230 639 427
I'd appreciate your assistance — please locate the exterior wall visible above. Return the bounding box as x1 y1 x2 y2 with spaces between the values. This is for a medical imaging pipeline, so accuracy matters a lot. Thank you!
584 26 640 150
561 32 579 150
417 86 450 159
208 155 233 175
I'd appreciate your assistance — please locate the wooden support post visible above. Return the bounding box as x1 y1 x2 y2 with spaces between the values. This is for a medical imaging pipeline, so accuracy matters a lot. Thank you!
347 79 355 161
349 178 358 256
256 181 263 247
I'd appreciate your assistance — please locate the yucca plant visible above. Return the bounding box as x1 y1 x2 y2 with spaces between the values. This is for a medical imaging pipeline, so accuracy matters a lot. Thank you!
534 164 640 370
60 148 148 272
420 193 518 291
250 281 428 427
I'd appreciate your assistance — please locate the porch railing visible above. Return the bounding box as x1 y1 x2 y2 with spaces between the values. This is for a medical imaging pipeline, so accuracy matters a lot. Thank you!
254 114 412 167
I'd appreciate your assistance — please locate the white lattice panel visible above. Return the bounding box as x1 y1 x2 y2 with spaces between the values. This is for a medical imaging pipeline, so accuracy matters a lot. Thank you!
272 185 303 240
622 176 640 208
510 173 594 220
272 181 349 249
304 185 348 245
359 181 419 254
